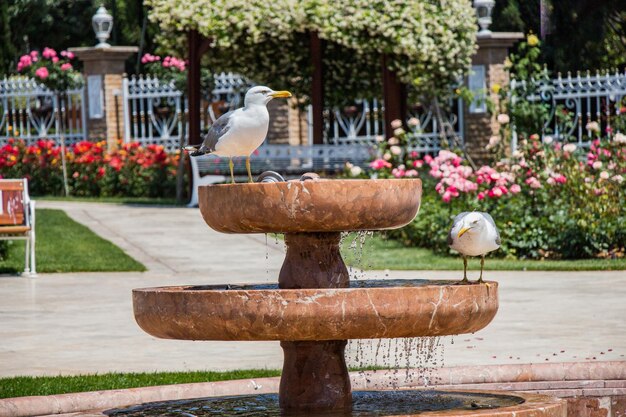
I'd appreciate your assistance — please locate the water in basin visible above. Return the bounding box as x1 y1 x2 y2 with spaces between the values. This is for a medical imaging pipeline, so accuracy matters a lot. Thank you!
108 390 524 416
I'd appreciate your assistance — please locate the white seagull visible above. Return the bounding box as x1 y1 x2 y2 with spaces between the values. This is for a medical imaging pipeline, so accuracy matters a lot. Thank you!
185 86 292 183
448 211 501 283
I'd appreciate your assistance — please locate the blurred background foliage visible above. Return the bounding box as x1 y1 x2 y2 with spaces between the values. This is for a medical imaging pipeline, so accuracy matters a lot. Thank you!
1 0 625 75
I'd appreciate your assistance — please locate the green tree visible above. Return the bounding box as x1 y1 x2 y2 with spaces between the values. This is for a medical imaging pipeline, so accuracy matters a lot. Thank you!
0 1 17 73
492 0 626 72
0 0 161 75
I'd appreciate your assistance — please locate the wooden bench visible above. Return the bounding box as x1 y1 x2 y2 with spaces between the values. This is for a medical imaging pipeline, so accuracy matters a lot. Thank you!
0 179 36 276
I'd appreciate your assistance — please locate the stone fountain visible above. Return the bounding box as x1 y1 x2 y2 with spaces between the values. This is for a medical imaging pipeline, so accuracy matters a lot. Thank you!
130 178 565 417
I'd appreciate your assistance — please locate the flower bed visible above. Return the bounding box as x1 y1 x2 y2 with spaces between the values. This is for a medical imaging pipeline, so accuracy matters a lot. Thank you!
347 127 626 260
0 139 182 198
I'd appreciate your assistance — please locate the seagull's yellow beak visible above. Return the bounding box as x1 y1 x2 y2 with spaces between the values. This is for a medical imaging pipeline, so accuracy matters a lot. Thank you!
270 90 292 98
458 226 471 238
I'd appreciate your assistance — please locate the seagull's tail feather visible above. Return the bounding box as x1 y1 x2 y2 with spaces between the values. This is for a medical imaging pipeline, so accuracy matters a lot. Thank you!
183 145 210 157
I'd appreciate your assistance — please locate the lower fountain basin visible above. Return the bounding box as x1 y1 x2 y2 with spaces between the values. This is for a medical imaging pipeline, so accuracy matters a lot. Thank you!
133 280 498 341
107 390 564 417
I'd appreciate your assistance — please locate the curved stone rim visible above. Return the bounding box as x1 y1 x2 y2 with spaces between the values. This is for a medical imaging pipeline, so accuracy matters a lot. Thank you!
198 178 422 234
105 389 565 417
376 389 566 417
133 281 498 341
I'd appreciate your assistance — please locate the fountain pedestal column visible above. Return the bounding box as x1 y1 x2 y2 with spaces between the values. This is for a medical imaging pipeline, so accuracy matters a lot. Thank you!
278 232 352 412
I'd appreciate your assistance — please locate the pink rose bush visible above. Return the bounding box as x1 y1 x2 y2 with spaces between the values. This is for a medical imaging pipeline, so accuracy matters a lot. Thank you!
363 121 626 260
140 53 212 92
15 47 82 92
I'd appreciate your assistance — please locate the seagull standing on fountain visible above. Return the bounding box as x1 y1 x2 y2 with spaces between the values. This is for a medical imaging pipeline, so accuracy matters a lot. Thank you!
448 211 501 283
185 86 292 183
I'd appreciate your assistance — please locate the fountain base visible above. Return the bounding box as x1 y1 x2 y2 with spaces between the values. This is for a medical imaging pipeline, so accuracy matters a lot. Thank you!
280 340 351 411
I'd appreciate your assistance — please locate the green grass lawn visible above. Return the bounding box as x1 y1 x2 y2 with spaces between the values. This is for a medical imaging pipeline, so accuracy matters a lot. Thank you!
0 209 145 274
340 233 626 271
0 370 281 399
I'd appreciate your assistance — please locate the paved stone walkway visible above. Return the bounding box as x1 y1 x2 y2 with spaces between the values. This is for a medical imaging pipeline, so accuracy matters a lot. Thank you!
0 201 624 377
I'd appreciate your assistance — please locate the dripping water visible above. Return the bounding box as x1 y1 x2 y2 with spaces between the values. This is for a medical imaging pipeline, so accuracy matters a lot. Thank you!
342 231 373 281
265 233 269 277
347 336 445 391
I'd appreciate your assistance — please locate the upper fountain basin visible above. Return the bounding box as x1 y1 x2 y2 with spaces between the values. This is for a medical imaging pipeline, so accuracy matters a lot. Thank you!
198 178 421 233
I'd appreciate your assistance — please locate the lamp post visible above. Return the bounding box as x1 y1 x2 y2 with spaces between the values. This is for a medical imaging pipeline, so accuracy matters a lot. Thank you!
92 6 113 48
474 0 495 37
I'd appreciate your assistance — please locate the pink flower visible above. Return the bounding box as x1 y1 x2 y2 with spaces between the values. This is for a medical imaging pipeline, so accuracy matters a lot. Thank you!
510 184 521 194
369 159 392 170
35 67 49 80
30 50 39 58
408 117 420 127
60 50 75 59
60 63 72 71
477 191 486 200
442 191 452 203
405 169 418 177
488 187 503 198
391 119 403 129
413 160 423 168
563 143 577 153
52 56 59 63
525 177 542 189
553 174 567 184
42 47 57 59
423 155 433 164
141 53 160 64
392 168 405 178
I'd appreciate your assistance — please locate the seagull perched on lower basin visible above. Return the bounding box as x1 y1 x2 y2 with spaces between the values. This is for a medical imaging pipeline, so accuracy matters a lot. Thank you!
448 211 501 283
184 86 292 183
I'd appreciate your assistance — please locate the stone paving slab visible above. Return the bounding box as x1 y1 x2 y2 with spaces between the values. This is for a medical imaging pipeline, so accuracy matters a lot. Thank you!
0 201 624 377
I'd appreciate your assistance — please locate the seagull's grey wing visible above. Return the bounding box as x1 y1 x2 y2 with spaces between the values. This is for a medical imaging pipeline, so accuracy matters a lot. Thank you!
480 212 501 245
200 110 234 153
448 211 470 246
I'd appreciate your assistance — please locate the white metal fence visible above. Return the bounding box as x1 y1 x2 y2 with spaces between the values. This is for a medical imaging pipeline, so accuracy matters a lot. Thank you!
121 72 251 151
325 98 463 154
122 73 463 158
510 69 626 150
0 76 86 145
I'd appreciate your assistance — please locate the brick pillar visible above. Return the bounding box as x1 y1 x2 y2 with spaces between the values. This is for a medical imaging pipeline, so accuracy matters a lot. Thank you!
267 99 290 144
267 97 308 146
464 33 522 162
287 98 308 146
69 46 138 149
